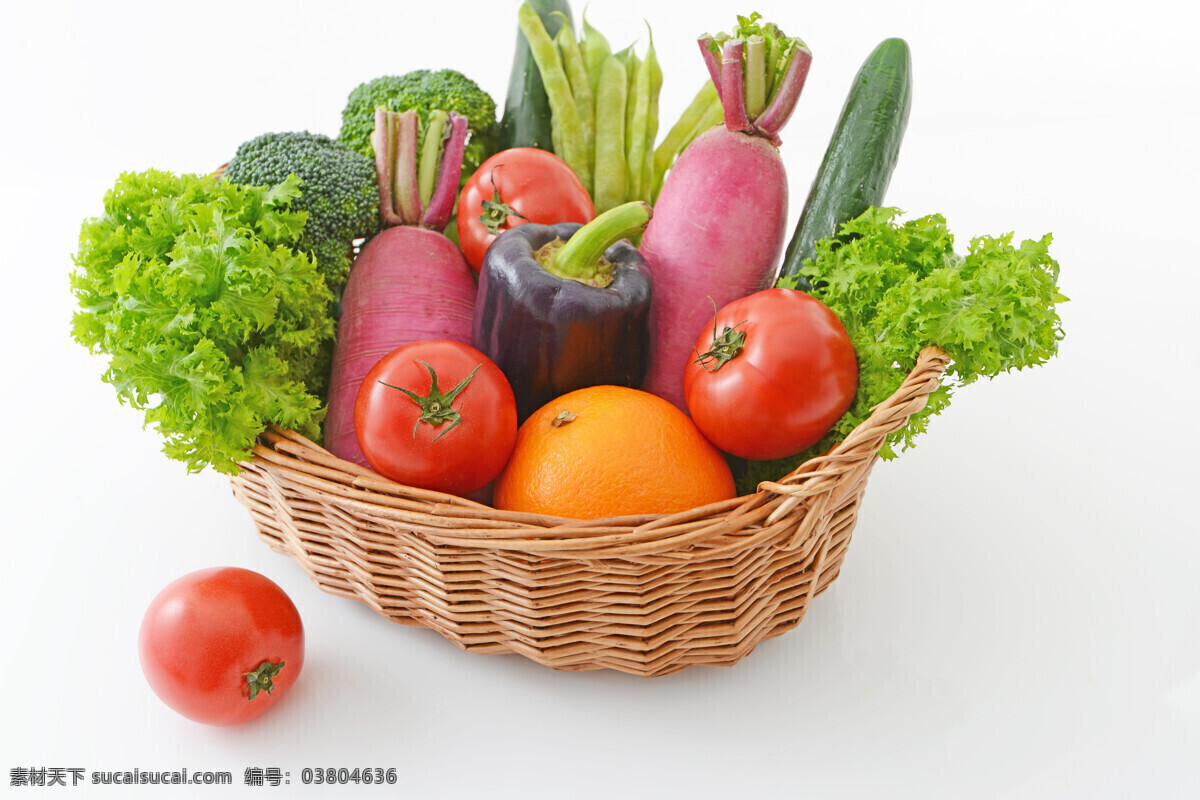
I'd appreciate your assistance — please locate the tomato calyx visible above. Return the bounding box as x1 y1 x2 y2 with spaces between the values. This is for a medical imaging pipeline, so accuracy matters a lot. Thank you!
242 660 285 701
378 360 481 441
694 321 748 372
478 167 528 235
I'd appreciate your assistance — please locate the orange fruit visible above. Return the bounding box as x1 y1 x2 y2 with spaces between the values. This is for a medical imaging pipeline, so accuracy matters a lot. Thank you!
494 385 737 519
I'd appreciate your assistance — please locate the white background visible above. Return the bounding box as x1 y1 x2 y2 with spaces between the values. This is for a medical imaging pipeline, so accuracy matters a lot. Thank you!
2 0 1198 797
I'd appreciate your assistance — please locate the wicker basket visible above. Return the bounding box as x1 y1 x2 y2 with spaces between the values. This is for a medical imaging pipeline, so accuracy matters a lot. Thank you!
230 346 949 676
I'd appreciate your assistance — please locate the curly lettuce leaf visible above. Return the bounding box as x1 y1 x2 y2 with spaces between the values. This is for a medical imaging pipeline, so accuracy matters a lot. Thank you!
733 207 1067 494
71 169 334 474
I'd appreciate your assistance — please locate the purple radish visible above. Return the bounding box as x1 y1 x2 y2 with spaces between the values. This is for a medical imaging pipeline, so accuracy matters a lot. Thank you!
324 109 477 465
640 15 812 410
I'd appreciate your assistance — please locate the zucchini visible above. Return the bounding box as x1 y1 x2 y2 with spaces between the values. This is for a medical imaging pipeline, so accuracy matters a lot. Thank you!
779 37 913 283
499 0 574 152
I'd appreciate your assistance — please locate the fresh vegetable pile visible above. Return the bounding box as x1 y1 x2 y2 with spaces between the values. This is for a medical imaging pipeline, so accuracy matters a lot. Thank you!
71 4 1066 513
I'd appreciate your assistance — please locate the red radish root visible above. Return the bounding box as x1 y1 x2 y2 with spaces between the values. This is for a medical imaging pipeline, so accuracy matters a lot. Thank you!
640 16 811 410
324 110 477 465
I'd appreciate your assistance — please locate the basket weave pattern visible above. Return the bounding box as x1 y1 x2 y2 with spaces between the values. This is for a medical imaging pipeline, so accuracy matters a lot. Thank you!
230 346 949 676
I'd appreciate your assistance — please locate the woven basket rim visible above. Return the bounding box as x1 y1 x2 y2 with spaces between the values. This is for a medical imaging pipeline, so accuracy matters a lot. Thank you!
239 346 950 559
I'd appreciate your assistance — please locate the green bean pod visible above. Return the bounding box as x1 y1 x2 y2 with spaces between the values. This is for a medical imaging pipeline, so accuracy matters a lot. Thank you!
517 2 592 194
592 54 629 213
640 27 664 204
554 17 595 184
499 0 572 152
623 51 649 204
580 10 611 99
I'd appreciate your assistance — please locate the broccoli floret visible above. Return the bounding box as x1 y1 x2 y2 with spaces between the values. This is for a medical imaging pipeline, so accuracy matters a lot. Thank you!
224 131 379 288
338 70 499 184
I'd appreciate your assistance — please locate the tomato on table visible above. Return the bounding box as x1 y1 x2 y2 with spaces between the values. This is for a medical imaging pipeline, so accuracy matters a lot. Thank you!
682 288 859 461
456 147 595 272
354 340 518 496
138 567 304 727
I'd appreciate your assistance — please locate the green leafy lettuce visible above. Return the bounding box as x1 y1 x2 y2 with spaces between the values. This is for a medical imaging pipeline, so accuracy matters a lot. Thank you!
734 206 1067 493
71 169 336 474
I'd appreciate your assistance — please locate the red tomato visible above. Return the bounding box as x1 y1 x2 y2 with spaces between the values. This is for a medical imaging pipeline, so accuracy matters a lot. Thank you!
683 288 858 461
138 567 304 727
354 340 518 495
456 147 595 272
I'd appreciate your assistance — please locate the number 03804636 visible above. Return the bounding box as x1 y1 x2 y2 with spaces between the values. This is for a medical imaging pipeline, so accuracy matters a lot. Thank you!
301 768 398 785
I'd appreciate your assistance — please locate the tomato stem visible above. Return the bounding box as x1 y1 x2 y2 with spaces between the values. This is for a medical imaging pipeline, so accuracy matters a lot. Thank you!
695 319 748 372
243 661 285 701
379 360 481 441
479 166 529 235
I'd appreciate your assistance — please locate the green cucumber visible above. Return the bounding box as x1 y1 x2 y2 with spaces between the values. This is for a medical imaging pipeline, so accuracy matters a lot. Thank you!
499 0 574 152
779 37 913 283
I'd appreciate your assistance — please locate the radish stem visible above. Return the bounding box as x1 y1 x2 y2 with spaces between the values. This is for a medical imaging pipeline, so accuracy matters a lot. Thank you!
394 111 422 225
755 45 813 143
372 109 402 227
743 35 768 119
697 36 723 102
417 110 447 209
374 109 466 231
419 113 469 231
720 39 750 134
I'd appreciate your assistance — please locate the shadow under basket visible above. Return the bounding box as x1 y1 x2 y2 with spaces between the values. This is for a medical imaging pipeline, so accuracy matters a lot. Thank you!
229 346 950 677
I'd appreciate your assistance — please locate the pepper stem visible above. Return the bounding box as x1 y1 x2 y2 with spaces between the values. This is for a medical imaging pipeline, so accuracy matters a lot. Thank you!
547 201 651 284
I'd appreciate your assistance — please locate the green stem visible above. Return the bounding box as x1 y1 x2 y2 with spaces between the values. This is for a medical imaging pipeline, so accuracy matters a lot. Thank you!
743 35 768 119
694 318 747 371
478 165 529 235
417 110 447 209
242 661 285 700
547 201 650 282
379 360 481 441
